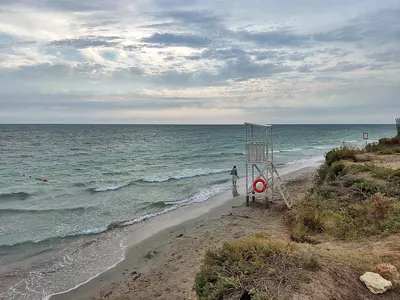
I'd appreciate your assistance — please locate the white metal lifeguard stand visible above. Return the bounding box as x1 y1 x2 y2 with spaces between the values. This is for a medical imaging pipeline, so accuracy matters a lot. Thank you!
244 123 291 209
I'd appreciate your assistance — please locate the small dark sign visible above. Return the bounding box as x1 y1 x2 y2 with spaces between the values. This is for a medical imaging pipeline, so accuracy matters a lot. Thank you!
363 133 368 140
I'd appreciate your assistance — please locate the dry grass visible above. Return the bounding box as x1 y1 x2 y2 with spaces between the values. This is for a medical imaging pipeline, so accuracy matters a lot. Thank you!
194 234 318 300
290 147 400 242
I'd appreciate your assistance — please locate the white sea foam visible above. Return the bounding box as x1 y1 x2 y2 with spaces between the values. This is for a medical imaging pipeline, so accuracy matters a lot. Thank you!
281 147 303 152
122 181 230 226
92 185 127 192
140 168 228 183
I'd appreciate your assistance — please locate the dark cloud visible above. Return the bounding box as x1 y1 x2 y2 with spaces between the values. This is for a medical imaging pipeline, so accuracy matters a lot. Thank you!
315 48 351 57
155 0 199 9
184 48 308 63
367 49 400 63
0 92 207 111
48 36 120 49
44 0 119 12
0 0 118 12
313 26 362 43
201 48 247 60
320 62 368 72
139 22 177 29
141 33 212 48
162 10 223 26
297 65 314 73
218 56 291 81
149 9 226 35
314 8 400 44
239 29 309 47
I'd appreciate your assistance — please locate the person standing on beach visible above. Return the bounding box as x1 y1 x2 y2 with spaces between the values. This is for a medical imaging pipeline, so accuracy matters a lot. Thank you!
230 165 238 187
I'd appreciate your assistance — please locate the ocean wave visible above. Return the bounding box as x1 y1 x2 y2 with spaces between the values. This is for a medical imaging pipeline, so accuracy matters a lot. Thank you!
101 171 132 176
284 155 325 167
147 201 173 209
88 169 229 193
312 146 332 150
140 168 228 183
285 158 310 165
0 226 106 250
2 181 232 253
118 181 231 227
281 147 303 152
343 140 358 143
89 184 129 192
0 206 94 215
0 191 31 201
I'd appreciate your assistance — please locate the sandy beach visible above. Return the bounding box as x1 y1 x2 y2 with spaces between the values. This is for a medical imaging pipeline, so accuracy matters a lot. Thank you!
50 167 315 300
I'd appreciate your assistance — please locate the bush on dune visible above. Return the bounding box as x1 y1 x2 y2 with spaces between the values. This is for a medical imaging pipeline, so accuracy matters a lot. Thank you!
291 147 400 241
195 234 318 300
365 136 400 154
325 147 362 167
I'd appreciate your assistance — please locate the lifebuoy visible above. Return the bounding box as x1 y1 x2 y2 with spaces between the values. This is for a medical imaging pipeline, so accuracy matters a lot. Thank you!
253 178 267 193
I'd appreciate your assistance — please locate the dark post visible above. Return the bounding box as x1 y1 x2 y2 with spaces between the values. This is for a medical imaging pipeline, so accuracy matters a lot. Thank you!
396 118 400 136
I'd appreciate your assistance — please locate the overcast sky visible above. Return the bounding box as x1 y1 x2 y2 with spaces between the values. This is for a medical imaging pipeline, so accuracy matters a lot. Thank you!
0 0 399 124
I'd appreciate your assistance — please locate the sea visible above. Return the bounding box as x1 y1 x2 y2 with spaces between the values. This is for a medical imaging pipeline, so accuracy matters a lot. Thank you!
0 124 396 299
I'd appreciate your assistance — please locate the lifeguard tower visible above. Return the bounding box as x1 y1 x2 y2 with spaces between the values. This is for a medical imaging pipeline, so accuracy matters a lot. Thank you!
244 123 291 209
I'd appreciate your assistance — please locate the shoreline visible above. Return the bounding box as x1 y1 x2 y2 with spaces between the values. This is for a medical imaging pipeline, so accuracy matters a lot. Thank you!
49 166 317 300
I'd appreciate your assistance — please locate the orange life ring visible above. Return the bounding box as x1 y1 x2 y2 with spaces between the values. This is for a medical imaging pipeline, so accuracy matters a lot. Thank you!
253 178 267 193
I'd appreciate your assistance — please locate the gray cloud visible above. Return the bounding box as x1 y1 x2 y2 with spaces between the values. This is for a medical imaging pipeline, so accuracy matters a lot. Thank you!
314 8 400 44
1 0 399 123
0 92 207 111
218 56 291 81
201 48 247 60
161 10 223 26
48 36 120 49
141 33 212 48
320 62 368 72
239 29 309 47
0 0 119 12
367 49 400 63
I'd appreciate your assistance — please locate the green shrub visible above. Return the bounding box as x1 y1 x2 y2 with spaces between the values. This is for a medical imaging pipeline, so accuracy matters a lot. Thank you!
345 164 375 174
195 235 315 300
314 186 335 198
377 149 395 155
379 137 400 145
304 256 320 271
315 164 328 185
325 147 362 167
326 162 346 181
351 179 383 198
365 142 379 152
381 216 400 233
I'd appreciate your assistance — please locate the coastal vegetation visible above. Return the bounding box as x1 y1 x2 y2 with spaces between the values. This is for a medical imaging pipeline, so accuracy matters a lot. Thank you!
195 137 400 299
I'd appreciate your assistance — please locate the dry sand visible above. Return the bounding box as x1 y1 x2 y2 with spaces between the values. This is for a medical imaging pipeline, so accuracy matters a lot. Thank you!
50 167 314 300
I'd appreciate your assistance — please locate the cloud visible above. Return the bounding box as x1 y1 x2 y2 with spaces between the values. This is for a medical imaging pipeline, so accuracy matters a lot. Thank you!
48 36 120 49
320 62 368 72
0 0 120 12
239 29 309 47
218 56 291 81
367 49 400 63
313 8 400 44
141 33 212 48
0 0 399 123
